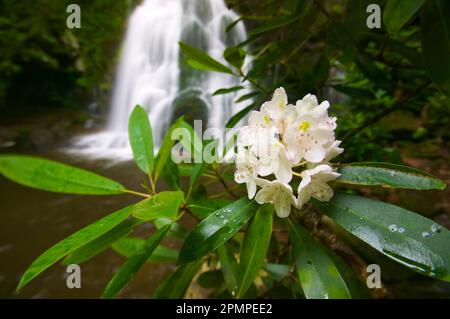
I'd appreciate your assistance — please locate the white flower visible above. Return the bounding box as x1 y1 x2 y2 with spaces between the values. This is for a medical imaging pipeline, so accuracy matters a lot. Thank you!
255 179 296 218
233 87 343 217
260 87 289 121
323 140 344 162
261 87 298 134
283 94 336 163
257 140 293 183
234 148 259 199
237 110 275 147
297 164 341 209
284 119 334 163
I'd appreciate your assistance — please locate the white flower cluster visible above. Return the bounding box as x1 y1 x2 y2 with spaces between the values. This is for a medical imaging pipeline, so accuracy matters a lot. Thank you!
234 87 343 218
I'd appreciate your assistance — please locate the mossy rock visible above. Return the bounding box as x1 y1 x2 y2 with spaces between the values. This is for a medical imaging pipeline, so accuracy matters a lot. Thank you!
171 89 209 127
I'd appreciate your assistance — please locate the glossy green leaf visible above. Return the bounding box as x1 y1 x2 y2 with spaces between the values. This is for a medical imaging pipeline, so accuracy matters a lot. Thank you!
337 162 446 190
313 194 450 282
0 155 125 195
226 103 257 128
154 117 184 181
421 0 450 96
178 198 258 264
103 224 171 298
129 105 155 174
327 250 371 299
236 205 273 298
131 191 184 221
384 0 425 33
18 203 136 290
289 221 351 299
153 260 202 298
179 42 234 74
63 218 140 265
111 237 179 263
189 198 232 219
218 244 239 296
212 86 244 96
224 47 246 69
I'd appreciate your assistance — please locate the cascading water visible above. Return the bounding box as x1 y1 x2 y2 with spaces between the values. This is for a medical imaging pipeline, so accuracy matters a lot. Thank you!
70 0 248 160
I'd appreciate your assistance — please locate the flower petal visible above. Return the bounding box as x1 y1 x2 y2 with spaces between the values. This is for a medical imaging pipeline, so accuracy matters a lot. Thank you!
246 179 257 199
273 194 292 218
310 182 334 202
304 144 326 163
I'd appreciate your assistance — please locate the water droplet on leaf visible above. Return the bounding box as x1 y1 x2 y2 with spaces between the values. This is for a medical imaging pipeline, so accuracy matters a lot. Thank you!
389 224 398 232
431 224 441 233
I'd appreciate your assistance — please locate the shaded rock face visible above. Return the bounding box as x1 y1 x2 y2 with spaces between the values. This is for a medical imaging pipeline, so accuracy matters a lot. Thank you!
171 89 209 128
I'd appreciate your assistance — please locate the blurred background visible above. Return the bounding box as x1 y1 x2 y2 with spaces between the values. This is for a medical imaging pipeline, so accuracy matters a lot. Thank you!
0 0 449 298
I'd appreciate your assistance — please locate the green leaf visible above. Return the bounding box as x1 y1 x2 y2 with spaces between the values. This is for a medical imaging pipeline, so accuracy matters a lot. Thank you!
327 251 371 299
263 264 290 281
17 203 136 290
367 33 423 67
179 42 234 74
236 205 273 298
131 191 184 221
235 91 260 103
313 194 450 282
189 162 207 190
154 117 184 181
103 224 171 298
189 198 232 219
153 260 202 298
198 270 224 288
218 244 239 296
178 198 258 264
289 221 351 299
249 14 301 37
177 120 202 159
212 86 244 96
226 17 242 33
129 105 155 174
421 0 450 96
160 158 181 190
355 55 391 89
154 218 188 240
384 0 425 34
224 47 246 69
0 155 125 195
62 218 140 265
336 162 446 190
226 103 257 128
112 237 179 263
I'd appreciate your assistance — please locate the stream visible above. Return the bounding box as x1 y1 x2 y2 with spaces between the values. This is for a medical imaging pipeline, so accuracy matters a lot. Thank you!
0 150 185 298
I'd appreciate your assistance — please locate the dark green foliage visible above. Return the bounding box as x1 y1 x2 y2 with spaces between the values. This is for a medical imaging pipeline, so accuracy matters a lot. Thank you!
0 0 133 110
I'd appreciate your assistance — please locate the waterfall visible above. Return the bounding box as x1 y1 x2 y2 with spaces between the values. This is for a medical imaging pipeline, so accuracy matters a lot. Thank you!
70 0 248 160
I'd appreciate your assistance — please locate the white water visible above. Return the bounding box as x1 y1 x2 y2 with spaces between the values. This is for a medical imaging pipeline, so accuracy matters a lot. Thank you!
70 0 248 160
